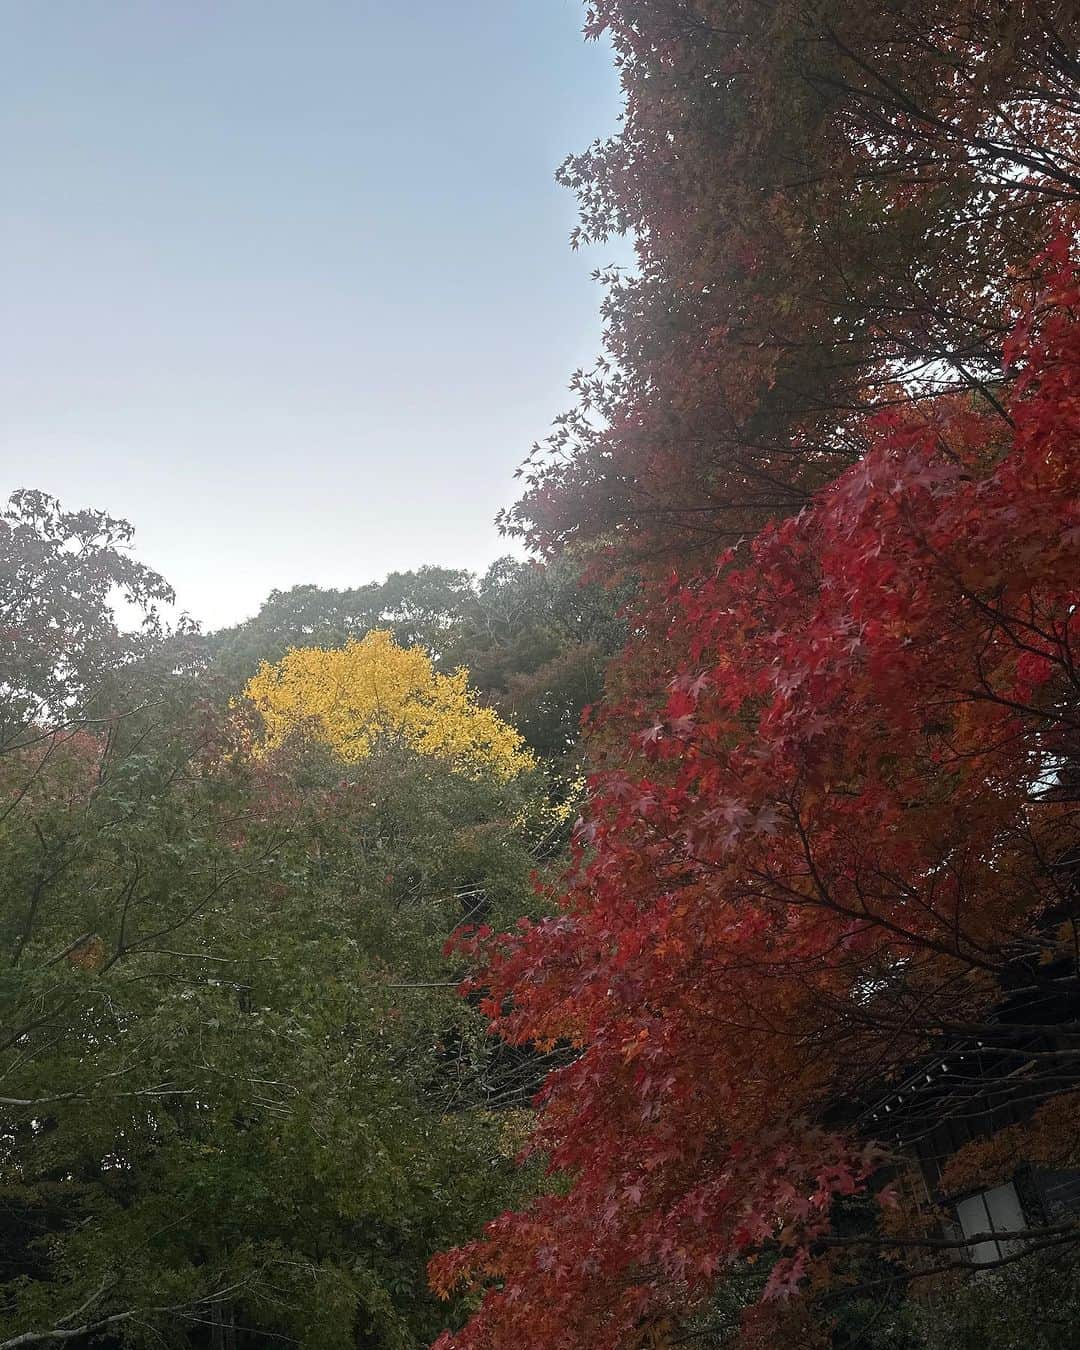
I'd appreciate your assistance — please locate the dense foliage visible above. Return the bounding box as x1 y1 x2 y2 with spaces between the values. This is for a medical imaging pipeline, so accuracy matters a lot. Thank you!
211 558 626 767
505 0 1080 569
431 247 1080 1349
0 503 568 1348
244 631 535 781
5 5 1080 1349
433 2 1080 1347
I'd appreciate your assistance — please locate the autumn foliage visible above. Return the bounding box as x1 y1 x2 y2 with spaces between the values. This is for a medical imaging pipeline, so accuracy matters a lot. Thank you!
505 0 1080 569
244 630 534 780
430 238 1080 1346
431 3 1080 1343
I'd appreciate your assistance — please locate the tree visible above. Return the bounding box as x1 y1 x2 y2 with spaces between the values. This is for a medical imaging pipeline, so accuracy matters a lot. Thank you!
208 567 476 684
210 558 628 766
430 245 1080 1347
429 4 1080 1342
243 630 535 781
0 728 547 1348
503 1 1080 571
443 558 629 767
0 499 551 1348
0 488 178 747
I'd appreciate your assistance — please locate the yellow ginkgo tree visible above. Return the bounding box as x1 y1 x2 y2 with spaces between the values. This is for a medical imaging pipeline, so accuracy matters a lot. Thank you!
243 629 534 780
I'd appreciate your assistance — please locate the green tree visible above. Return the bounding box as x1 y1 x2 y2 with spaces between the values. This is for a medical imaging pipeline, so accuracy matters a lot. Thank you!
0 496 550 1349
444 557 628 767
0 488 179 747
211 557 627 767
208 567 476 686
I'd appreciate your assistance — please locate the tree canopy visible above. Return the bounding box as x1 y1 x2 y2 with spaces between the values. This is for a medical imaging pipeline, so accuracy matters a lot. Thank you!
0 503 563 1349
4 5 1080 1349
504 0 1080 570
429 3 1080 1347
243 630 535 781
431 250 1080 1348
213 556 627 766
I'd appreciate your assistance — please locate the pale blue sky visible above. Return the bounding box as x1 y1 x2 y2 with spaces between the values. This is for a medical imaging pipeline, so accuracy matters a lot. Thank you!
1 1 624 627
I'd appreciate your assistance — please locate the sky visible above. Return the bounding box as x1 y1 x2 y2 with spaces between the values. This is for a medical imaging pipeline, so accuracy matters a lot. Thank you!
1 1 625 629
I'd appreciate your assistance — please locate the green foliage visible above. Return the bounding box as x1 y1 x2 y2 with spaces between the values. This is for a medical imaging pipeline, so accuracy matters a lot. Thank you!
445 557 629 766
0 720 546 1347
0 497 554 1348
0 488 178 744
208 566 477 683
210 556 627 767
919 1249 1080 1350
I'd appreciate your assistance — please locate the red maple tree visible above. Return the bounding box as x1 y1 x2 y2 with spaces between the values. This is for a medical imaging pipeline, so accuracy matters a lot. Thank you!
505 1 1080 571
431 243 1080 1346
434 3 1080 1341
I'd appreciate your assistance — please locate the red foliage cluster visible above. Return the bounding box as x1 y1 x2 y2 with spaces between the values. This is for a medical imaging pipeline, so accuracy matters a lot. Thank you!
431 246 1079 1346
506 1 1080 570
